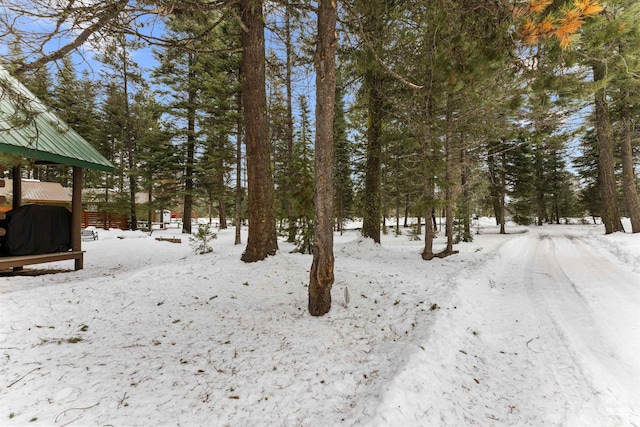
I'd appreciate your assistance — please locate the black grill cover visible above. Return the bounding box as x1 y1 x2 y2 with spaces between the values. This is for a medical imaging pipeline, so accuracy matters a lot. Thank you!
0 204 72 256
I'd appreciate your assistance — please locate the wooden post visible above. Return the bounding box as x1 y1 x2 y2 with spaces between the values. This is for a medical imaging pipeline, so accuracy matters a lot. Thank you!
12 164 21 209
72 166 83 270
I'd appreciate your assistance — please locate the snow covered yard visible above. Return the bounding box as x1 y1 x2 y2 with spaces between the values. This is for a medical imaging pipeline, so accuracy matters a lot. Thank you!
1 219 638 426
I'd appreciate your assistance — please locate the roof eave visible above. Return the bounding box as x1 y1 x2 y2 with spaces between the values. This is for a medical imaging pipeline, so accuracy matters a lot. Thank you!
0 142 114 173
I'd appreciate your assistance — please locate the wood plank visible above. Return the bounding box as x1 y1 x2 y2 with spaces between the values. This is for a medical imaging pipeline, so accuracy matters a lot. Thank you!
0 251 85 271
155 236 182 243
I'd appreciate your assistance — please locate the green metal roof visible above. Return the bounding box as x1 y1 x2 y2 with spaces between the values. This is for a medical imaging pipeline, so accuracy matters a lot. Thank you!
0 66 114 173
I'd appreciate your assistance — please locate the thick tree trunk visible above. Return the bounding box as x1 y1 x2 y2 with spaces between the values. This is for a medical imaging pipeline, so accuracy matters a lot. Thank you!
240 0 279 261
361 69 383 243
592 62 624 234
621 89 640 233
309 0 337 316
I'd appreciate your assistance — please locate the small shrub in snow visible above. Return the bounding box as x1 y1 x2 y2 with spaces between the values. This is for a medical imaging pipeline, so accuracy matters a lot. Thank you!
409 224 421 241
189 223 217 254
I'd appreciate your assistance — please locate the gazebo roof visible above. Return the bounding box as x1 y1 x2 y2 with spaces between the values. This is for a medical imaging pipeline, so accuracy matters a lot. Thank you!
0 66 114 173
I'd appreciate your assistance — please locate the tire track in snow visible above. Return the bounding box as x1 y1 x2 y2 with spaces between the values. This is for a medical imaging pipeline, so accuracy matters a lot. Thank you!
523 231 640 424
555 235 640 364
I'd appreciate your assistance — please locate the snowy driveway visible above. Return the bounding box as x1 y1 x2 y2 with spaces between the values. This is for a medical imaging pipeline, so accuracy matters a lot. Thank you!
524 231 639 404
371 226 640 426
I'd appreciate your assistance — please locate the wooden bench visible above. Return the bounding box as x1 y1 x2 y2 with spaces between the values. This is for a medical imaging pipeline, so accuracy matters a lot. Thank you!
0 251 85 272
81 229 98 241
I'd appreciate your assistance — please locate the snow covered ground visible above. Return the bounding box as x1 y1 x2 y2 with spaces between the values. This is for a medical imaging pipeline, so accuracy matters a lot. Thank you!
1 218 638 426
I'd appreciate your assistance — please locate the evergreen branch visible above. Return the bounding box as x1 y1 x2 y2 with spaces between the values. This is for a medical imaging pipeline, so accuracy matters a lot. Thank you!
16 1 129 74
342 1 423 91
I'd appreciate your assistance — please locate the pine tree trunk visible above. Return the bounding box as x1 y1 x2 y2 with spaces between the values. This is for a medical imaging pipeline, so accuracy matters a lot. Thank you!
361 70 383 243
534 144 545 226
404 194 409 228
235 91 243 245
439 95 460 256
499 151 506 234
621 88 640 233
122 47 137 231
147 186 153 229
284 0 297 244
592 62 624 234
309 0 337 316
183 118 194 234
487 143 502 226
183 54 196 235
240 0 279 261
218 200 227 229
395 150 400 235
461 147 472 242
422 96 435 261
128 174 137 230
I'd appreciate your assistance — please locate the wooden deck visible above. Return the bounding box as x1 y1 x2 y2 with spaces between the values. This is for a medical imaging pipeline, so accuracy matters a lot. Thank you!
0 251 84 272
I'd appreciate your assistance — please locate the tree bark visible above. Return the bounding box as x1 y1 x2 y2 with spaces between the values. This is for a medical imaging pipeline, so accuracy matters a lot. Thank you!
592 62 624 234
218 199 227 229
361 69 383 243
487 143 502 226
122 39 137 231
439 94 460 256
534 144 545 226
395 145 401 235
620 88 640 233
284 0 297 244
422 94 435 260
360 7 386 244
460 147 472 242
240 0 278 261
499 151 506 235
403 194 409 228
309 0 337 316
183 53 196 234
235 91 243 245
217 131 227 230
